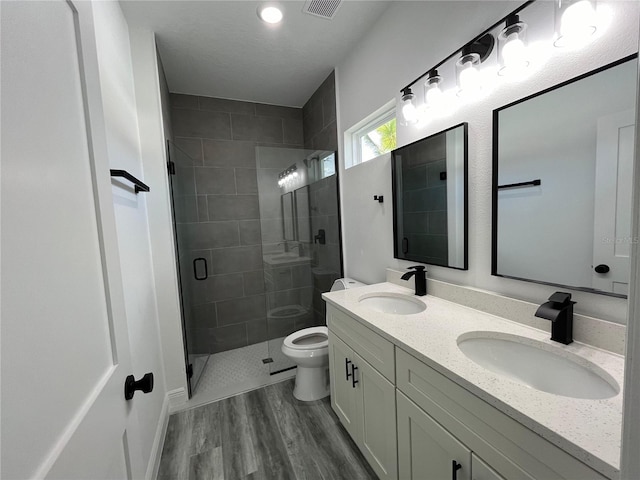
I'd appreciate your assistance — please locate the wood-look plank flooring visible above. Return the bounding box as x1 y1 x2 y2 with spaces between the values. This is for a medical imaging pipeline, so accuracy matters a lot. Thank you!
158 379 378 480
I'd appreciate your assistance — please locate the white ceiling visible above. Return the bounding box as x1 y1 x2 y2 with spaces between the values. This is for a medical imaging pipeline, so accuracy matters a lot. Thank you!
121 0 392 107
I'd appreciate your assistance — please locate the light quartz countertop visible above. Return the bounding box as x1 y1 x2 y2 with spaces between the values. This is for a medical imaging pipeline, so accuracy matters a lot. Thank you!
322 282 624 479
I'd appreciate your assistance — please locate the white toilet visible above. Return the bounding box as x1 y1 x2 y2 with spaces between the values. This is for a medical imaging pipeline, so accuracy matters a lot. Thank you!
282 278 365 401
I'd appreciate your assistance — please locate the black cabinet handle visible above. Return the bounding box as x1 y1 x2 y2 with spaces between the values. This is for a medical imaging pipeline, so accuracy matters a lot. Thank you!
124 372 154 400
351 364 358 388
193 257 208 281
452 461 462 480
345 359 352 381
595 264 610 274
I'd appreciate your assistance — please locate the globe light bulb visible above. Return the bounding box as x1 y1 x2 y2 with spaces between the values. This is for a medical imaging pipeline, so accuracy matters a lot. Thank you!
555 0 597 48
503 34 526 67
424 74 444 109
401 89 418 124
459 61 480 93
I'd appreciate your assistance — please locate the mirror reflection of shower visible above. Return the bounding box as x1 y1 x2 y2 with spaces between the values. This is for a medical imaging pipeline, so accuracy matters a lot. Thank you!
257 147 342 375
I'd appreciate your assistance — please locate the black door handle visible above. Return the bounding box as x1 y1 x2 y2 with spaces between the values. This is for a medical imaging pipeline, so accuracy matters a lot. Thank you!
124 372 154 400
193 257 208 280
345 359 352 381
452 460 462 480
402 237 409 254
351 364 358 388
595 264 610 274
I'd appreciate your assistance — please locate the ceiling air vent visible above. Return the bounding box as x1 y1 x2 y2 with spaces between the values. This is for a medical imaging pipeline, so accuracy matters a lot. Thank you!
302 0 342 19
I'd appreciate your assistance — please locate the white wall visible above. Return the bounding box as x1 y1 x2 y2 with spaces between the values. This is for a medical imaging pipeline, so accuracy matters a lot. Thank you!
337 0 639 323
128 28 189 405
92 0 167 473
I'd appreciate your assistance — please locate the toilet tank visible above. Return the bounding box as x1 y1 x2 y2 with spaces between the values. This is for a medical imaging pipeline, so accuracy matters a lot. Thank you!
326 278 366 325
330 278 366 291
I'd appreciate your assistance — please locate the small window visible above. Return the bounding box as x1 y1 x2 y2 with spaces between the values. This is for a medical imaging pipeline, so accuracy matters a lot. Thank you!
349 106 396 168
321 152 336 177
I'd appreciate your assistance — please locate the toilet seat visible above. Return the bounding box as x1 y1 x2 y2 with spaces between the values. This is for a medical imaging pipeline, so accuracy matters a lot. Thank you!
283 326 328 351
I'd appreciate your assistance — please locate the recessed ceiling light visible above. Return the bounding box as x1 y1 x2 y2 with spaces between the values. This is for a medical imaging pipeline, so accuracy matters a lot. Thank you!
258 6 283 24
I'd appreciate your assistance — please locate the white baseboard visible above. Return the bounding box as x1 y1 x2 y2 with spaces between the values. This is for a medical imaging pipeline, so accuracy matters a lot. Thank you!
167 387 188 412
145 393 170 480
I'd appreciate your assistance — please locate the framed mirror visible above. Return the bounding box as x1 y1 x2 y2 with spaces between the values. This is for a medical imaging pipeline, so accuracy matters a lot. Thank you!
492 55 638 297
281 192 294 241
392 123 468 269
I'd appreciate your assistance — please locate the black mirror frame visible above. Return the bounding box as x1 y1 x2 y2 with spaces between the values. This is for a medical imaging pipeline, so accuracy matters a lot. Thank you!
491 53 638 299
391 122 469 270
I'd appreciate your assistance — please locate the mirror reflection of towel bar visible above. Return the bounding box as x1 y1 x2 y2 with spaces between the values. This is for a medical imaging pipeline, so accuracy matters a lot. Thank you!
497 179 541 190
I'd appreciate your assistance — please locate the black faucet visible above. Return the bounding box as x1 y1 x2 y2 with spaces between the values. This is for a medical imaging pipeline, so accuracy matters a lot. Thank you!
401 266 427 296
534 292 576 345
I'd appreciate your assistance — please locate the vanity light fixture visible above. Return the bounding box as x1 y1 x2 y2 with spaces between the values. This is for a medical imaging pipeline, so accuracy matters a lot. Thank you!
401 87 418 124
278 164 298 187
554 0 597 48
398 0 607 128
498 14 530 76
258 5 283 24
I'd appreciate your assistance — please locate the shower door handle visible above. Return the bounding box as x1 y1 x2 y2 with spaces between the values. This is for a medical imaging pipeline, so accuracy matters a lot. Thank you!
193 257 208 281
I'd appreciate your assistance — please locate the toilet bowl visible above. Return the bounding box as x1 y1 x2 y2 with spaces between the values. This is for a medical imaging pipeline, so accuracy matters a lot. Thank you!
281 278 366 401
281 326 329 401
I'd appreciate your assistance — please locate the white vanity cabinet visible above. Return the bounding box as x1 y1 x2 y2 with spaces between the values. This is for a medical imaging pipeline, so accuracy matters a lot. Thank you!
396 348 607 480
397 390 508 480
397 390 471 480
326 302 612 480
472 454 507 480
327 306 398 480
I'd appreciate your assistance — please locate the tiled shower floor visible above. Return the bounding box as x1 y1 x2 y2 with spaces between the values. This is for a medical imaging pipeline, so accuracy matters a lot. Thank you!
185 337 297 409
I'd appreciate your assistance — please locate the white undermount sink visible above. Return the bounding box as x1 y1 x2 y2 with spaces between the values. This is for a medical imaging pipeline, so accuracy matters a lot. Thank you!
457 332 619 399
358 293 426 315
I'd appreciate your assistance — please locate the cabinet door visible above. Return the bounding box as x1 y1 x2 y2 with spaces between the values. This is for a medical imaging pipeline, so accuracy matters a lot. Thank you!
328 331 359 439
472 454 505 480
397 391 471 480
354 352 398 480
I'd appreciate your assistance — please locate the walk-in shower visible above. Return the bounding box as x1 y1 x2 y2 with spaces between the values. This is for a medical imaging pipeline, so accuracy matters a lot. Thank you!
167 141 342 400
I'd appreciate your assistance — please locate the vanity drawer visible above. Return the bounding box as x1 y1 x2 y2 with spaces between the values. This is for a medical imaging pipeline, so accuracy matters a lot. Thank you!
327 305 395 383
396 348 608 480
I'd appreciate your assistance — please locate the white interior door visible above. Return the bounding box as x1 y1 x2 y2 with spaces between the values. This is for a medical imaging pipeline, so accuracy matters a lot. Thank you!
593 109 635 294
1 1 142 478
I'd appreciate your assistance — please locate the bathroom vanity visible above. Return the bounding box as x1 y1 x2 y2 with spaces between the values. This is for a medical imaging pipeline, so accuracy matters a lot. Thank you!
323 282 624 480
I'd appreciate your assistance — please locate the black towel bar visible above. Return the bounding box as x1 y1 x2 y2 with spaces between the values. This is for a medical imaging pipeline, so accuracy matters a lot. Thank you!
497 179 541 190
110 169 150 193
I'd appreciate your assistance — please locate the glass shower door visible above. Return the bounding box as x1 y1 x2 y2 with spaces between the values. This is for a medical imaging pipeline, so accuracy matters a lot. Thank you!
256 147 343 375
167 140 203 396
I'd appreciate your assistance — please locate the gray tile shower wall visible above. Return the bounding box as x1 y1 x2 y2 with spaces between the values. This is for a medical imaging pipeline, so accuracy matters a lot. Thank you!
170 93 304 354
303 71 337 152
303 71 342 324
